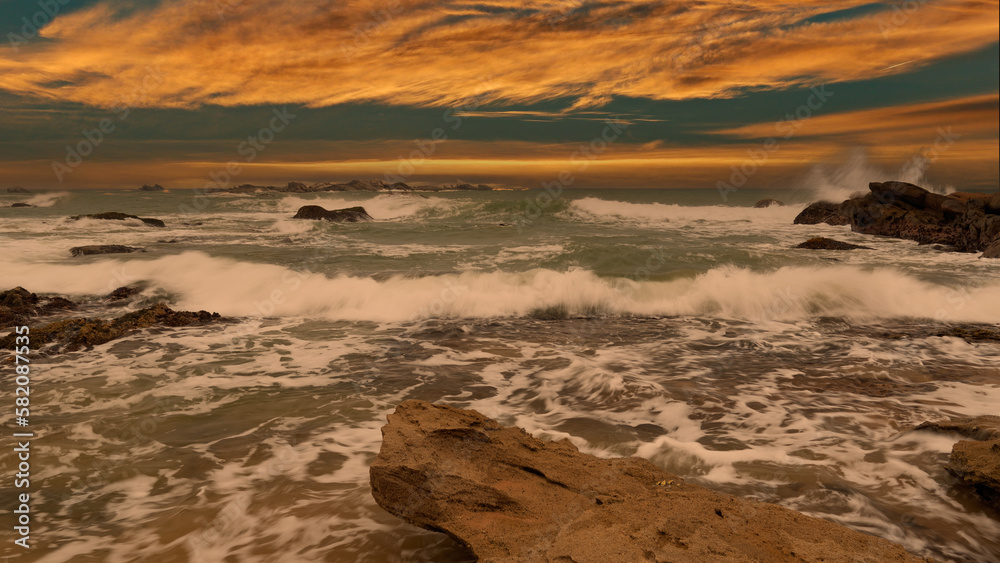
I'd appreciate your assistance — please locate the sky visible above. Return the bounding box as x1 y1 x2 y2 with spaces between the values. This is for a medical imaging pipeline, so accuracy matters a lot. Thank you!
0 0 997 190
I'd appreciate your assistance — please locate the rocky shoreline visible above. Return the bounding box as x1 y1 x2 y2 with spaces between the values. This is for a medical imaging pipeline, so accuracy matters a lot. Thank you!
371 401 929 562
0 287 225 355
796 182 999 258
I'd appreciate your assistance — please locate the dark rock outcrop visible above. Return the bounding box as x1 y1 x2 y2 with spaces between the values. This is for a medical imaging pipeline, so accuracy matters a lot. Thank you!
840 182 999 257
10 203 34 208
0 287 40 328
70 212 166 228
370 400 924 563
0 302 223 353
795 237 872 250
983 239 1000 259
70 245 145 257
138 184 165 191
753 198 784 208
292 205 373 222
6 187 31 193
0 288 78 329
793 201 850 225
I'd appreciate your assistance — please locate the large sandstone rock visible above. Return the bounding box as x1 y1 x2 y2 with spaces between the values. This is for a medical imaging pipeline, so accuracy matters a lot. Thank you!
947 439 1000 509
839 182 999 257
917 416 1000 509
795 237 871 250
292 205 373 222
793 201 850 225
70 212 166 228
370 401 924 563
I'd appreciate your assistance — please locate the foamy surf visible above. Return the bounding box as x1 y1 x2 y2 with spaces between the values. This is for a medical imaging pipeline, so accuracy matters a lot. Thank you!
3 251 999 323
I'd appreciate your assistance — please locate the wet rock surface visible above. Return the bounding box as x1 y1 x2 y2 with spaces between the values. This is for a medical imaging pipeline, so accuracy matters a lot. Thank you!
0 302 224 353
70 245 145 257
795 237 872 250
370 400 925 563
70 212 166 228
292 205 373 222
793 201 850 225
917 416 1000 510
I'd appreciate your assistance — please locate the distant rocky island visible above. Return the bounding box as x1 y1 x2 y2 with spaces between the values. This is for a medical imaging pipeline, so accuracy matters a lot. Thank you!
221 179 494 194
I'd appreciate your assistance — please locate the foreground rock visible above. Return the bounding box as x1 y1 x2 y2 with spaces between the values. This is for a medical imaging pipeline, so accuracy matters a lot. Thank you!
370 401 924 563
917 415 1000 509
70 212 166 228
292 205 373 222
840 182 999 258
10 202 34 208
70 245 145 257
138 184 165 191
793 201 850 225
948 439 1000 509
753 198 784 208
0 302 224 353
795 237 872 250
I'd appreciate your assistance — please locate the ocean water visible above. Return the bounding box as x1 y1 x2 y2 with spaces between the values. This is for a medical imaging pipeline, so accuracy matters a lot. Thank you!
1 187 999 562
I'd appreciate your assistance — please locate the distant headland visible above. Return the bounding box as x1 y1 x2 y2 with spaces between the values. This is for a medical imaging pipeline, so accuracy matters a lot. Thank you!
218 179 495 194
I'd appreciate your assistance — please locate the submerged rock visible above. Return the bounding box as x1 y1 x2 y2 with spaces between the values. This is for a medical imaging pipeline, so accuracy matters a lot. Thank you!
916 416 1000 441
370 400 924 563
70 212 166 228
795 237 872 250
292 205 373 222
10 202 34 208
70 245 145 257
753 198 784 208
793 201 850 225
107 286 143 301
0 302 224 353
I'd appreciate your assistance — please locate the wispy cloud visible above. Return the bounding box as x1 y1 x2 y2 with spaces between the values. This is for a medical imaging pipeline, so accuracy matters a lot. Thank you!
1 0 996 109
714 93 1000 144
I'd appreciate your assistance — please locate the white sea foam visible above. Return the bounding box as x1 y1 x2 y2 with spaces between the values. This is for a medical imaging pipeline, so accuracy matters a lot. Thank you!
25 190 72 207
568 197 803 225
801 148 955 204
3 251 999 323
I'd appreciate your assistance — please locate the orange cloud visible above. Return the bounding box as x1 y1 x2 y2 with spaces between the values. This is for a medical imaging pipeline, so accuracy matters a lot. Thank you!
0 0 996 109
